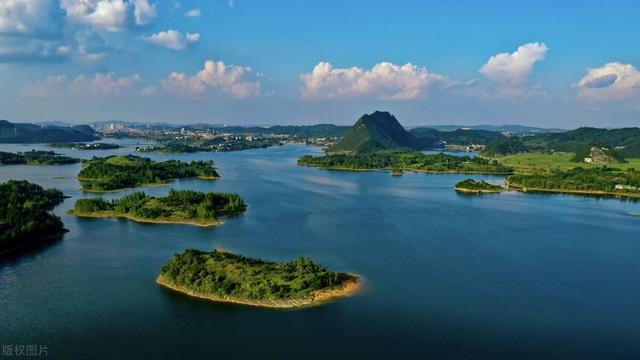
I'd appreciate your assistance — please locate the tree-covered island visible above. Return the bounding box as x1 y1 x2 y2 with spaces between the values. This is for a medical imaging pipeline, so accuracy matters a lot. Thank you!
506 167 640 199
298 150 513 174
70 189 246 226
0 180 67 256
0 150 79 165
157 249 360 308
77 155 219 192
455 179 506 194
48 142 121 150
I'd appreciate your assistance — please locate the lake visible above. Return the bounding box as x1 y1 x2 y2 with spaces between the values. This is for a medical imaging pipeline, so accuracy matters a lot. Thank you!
1 143 640 359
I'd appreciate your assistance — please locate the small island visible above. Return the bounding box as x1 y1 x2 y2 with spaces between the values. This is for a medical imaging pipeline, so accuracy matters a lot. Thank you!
1 180 67 256
78 155 219 192
0 150 79 165
157 249 360 308
49 142 121 150
455 179 505 194
70 189 246 226
506 167 640 198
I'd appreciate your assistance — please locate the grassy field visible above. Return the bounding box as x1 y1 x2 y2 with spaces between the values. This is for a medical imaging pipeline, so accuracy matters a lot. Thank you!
491 152 640 173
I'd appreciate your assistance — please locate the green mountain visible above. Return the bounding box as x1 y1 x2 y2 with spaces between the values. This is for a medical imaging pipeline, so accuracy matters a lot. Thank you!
329 111 419 153
571 142 627 164
0 120 99 143
524 127 640 157
409 127 506 147
481 137 528 156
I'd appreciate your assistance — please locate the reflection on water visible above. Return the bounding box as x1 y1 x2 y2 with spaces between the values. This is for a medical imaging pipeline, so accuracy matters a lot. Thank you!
1 143 640 359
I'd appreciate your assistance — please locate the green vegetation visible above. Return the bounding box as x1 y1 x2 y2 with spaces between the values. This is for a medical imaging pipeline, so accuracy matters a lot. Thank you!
0 120 99 143
488 152 640 173
570 142 626 164
0 180 66 255
49 142 120 150
481 137 528 156
410 127 506 147
157 249 358 307
78 155 219 191
144 137 281 153
455 179 505 193
71 189 246 226
298 150 512 174
329 111 420 153
0 150 79 165
523 127 640 157
506 167 640 198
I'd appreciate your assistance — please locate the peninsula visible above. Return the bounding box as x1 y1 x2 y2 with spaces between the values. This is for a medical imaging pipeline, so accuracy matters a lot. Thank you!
157 249 360 308
0 180 67 256
455 179 506 194
506 167 640 199
78 155 219 192
70 189 246 226
49 142 121 150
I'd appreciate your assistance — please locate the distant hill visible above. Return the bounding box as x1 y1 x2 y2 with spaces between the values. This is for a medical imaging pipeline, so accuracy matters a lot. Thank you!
410 127 506 147
524 127 640 157
329 111 419 153
481 137 528 156
419 124 564 134
183 124 350 139
0 120 99 143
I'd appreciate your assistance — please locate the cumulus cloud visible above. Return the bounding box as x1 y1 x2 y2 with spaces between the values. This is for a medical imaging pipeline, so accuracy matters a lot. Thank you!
24 72 143 97
576 62 640 101
0 0 61 37
465 42 549 99
60 0 157 31
161 60 261 98
141 29 199 50
184 9 201 17
300 61 448 100
480 42 548 84
0 39 69 63
133 0 156 25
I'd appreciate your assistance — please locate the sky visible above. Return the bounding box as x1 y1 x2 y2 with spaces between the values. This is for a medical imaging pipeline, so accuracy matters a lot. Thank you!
0 0 639 128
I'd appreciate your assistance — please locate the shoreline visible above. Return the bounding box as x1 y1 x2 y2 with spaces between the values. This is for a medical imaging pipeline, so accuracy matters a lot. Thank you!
455 187 504 194
298 163 512 175
70 211 223 227
78 175 219 193
156 275 362 309
506 180 640 199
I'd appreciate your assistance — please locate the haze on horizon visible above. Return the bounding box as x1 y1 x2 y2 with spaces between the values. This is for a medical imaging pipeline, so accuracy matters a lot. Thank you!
1 0 639 128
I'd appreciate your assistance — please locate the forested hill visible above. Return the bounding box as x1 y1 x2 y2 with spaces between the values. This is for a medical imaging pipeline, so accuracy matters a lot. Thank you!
329 111 420 153
524 127 640 157
0 120 99 143
409 128 506 146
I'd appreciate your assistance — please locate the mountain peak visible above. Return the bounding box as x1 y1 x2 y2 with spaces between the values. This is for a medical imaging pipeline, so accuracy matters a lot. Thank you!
330 111 419 153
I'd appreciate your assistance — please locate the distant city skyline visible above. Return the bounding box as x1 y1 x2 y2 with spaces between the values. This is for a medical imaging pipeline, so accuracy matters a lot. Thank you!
1 0 639 128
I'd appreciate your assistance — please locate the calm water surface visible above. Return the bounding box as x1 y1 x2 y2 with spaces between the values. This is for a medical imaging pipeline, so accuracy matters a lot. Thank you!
1 143 639 359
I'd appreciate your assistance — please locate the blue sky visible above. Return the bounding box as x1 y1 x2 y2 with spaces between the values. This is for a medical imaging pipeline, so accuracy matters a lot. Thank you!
1 0 639 128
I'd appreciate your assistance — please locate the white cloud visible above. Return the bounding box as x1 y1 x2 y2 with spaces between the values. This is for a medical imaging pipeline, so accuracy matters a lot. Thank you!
228 0 236 8
24 72 142 97
480 42 548 84
576 62 640 102
0 0 60 37
184 9 201 17
60 0 129 32
133 0 156 25
300 61 448 100
60 0 157 31
0 39 69 63
161 60 261 98
471 42 548 99
141 29 199 50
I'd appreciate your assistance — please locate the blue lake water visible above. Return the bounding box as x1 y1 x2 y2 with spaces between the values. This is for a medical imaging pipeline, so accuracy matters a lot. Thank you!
1 143 640 359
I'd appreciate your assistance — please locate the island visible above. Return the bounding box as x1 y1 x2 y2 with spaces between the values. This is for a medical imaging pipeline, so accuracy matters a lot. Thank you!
49 142 121 150
0 120 99 143
0 150 79 165
0 180 67 256
299 150 513 174
77 155 219 192
70 189 246 226
455 179 506 194
138 137 282 153
506 167 640 199
157 249 360 308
